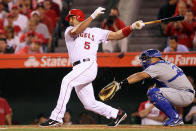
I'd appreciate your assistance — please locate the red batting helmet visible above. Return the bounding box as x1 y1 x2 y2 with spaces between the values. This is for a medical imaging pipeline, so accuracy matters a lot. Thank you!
65 9 85 22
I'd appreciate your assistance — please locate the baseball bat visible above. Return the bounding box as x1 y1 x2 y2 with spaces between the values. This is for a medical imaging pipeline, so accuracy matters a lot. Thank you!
144 16 184 25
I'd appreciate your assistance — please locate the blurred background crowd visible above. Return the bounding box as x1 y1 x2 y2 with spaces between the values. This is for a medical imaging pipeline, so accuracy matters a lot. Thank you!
0 0 196 55
0 0 196 126
0 0 71 54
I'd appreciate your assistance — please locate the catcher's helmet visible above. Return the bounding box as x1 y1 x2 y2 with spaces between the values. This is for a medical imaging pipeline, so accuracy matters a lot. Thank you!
139 49 162 60
65 9 85 22
139 49 162 69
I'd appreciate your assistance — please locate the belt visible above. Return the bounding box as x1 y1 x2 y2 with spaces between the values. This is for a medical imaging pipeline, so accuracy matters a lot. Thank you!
185 89 195 94
73 58 90 66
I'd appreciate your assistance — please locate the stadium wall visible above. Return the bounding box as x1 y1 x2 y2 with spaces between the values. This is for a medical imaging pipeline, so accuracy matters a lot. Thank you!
0 66 195 124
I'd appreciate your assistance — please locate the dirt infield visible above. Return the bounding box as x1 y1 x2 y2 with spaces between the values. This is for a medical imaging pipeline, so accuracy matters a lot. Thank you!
1 125 196 130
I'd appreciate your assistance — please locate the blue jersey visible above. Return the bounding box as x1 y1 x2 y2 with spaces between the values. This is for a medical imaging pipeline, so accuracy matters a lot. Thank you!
143 60 194 90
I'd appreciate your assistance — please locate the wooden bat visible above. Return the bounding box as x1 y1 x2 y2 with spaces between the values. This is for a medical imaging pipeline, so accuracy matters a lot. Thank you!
144 16 184 25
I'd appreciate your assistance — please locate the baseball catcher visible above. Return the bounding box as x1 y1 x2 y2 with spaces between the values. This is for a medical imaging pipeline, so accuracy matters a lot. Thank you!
99 49 195 126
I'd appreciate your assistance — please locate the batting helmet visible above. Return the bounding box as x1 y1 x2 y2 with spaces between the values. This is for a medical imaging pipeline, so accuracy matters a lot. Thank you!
139 49 162 69
65 9 85 22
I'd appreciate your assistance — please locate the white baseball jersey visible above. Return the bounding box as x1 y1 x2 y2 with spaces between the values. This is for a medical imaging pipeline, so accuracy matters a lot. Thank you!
64 26 110 63
143 60 194 91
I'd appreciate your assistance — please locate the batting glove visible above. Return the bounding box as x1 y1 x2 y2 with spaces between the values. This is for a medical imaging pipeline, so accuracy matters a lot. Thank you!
91 7 105 19
131 20 145 30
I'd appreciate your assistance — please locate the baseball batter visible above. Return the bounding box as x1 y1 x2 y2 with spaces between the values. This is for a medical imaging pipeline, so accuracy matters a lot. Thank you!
117 49 195 126
40 7 145 127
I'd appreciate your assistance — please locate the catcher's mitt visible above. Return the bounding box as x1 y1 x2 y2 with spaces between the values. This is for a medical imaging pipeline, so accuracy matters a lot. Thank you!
98 81 121 101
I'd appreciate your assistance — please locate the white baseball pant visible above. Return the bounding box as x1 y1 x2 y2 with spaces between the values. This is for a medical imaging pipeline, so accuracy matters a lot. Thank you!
50 60 118 123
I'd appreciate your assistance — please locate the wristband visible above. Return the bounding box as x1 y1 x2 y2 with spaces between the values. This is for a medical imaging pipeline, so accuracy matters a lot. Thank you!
120 78 129 87
122 26 132 37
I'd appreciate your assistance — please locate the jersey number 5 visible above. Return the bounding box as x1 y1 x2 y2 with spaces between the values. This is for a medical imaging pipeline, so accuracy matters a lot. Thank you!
84 41 90 50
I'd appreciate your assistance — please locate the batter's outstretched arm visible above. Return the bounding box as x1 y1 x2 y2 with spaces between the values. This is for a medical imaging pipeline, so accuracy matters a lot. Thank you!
107 27 131 40
70 7 105 37
120 72 150 87
107 20 145 40
70 17 94 36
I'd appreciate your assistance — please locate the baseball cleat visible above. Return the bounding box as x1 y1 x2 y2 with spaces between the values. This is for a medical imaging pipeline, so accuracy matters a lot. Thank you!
163 118 184 126
107 109 127 127
40 119 62 127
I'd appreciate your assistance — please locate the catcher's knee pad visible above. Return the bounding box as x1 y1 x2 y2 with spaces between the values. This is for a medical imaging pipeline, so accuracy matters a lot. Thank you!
147 88 168 104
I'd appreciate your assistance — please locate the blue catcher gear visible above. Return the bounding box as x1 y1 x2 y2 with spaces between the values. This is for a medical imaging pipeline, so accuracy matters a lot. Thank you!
139 49 162 69
147 88 182 126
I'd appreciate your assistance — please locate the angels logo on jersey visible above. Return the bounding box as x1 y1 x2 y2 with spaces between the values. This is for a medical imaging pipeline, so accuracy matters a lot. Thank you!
24 56 39 67
76 32 94 41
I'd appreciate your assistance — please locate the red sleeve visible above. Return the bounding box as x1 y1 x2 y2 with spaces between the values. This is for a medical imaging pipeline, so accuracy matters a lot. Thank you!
119 19 126 28
19 34 27 42
138 101 146 112
0 19 3 29
174 2 179 16
43 16 55 34
182 21 195 34
165 23 174 36
16 47 28 54
101 21 106 29
115 19 126 29
50 10 57 28
14 25 21 33
36 32 48 44
160 111 165 115
52 2 60 17
3 99 12 115
44 10 57 30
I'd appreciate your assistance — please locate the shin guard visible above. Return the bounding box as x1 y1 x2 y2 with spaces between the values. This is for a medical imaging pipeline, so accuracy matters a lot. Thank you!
147 88 179 119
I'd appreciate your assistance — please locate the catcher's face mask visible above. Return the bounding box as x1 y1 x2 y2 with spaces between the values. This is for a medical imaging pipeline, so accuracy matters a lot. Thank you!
139 55 151 69
139 49 162 69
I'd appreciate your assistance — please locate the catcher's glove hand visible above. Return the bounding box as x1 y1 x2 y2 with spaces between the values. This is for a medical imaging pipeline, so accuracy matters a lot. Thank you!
98 81 121 101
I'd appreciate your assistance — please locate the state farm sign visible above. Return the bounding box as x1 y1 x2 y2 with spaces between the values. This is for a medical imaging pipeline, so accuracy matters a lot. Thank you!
23 53 196 68
24 55 72 67
129 53 196 67
0 52 195 69
164 55 196 66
